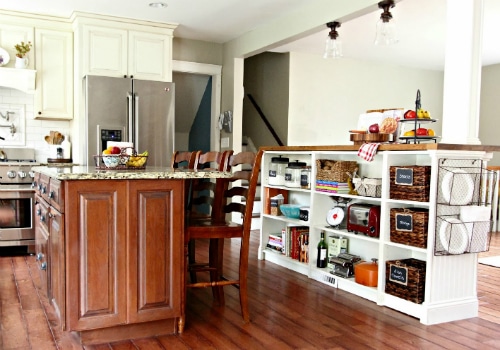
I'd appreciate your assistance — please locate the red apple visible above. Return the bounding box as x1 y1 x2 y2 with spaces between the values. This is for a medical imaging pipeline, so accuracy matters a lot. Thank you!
368 123 379 133
404 110 417 119
416 128 428 136
111 146 121 154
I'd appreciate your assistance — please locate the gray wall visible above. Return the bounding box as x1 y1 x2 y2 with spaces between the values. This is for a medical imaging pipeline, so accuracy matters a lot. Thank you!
243 52 289 147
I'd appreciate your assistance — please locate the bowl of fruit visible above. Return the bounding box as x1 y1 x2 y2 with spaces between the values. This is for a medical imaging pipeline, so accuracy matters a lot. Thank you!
101 146 128 168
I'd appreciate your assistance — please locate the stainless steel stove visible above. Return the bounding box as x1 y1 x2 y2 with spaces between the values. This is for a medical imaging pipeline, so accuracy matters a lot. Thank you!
0 148 38 252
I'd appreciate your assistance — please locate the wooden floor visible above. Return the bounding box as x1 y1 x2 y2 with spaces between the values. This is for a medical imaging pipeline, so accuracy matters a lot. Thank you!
2 233 500 350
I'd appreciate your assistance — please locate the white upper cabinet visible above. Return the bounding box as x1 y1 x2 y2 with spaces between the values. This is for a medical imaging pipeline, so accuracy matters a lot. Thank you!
34 28 73 120
79 21 173 82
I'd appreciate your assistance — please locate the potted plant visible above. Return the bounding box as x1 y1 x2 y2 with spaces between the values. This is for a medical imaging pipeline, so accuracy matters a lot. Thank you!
13 41 32 68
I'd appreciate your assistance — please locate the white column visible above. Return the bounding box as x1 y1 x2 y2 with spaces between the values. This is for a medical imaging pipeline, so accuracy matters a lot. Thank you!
441 0 484 144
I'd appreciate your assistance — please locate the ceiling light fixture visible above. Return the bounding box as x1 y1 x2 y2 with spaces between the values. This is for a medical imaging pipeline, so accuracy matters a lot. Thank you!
374 0 398 46
323 21 342 59
149 2 168 8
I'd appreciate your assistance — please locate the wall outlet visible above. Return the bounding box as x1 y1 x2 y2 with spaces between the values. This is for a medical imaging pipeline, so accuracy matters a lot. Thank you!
221 136 230 148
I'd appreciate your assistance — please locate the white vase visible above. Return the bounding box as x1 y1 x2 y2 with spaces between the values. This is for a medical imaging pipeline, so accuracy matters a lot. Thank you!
15 56 28 69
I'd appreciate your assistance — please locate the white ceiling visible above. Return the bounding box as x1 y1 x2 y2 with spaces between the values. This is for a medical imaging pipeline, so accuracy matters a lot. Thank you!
1 0 499 71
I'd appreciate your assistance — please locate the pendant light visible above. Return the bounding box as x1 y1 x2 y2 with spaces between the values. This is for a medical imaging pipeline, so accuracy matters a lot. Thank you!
323 21 342 59
374 0 398 46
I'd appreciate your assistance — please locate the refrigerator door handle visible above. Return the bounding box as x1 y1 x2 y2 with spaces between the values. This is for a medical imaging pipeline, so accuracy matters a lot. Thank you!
134 93 139 150
127 92 133 143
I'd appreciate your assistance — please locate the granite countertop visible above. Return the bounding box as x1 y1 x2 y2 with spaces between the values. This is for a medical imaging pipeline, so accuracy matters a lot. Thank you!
32 165 233 181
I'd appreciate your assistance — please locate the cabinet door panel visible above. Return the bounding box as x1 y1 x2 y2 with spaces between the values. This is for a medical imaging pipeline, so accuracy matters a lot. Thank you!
66 180 127 331
83 25 127 77
34 29 73 119
129 31 171 81
128 180 183 323
49 208 65 328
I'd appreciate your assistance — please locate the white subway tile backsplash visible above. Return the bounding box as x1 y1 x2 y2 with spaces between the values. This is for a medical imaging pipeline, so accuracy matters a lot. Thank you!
0 87 72 162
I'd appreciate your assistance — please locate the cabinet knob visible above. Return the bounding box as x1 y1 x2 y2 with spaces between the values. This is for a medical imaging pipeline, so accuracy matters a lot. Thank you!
38 111 42 115
40 216 45 222
36 252 43 261
49 191 54 199
36 208 41 216
40 262 47 270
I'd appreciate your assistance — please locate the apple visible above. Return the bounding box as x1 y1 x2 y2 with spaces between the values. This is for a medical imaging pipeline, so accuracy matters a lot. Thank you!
111 146 121 154
368 123 379 133
404 110 416 119
416 128 428 136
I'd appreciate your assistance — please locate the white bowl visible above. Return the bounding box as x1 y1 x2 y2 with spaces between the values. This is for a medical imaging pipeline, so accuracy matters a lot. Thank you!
102 155 120 168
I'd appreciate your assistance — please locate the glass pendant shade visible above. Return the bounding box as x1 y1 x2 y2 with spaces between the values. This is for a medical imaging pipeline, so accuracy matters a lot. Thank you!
323 37 343 59
374 19 398 46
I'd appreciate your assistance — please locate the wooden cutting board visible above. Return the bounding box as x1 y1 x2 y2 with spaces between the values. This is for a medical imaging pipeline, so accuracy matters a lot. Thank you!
350 133 390 145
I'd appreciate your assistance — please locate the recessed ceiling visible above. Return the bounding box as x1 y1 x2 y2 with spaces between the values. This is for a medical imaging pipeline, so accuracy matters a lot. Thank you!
1 0 499 71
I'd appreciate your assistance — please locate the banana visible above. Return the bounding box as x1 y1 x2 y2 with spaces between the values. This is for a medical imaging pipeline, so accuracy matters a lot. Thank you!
127 150 148 167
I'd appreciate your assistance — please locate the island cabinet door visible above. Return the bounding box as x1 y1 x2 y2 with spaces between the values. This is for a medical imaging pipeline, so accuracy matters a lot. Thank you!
127 180 184 323
65 180 128 331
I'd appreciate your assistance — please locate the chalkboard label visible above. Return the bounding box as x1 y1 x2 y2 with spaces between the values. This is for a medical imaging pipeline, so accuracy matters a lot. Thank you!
395 168 414 186
395 213 413 232
389 263 408 286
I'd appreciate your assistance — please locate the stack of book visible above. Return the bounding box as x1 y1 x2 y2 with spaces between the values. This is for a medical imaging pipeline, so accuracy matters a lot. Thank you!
315 180 350 194
266 233 284 253
265 226 310 263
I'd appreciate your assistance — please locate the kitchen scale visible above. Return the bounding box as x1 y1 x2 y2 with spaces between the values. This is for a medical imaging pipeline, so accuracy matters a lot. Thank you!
326 197 350 229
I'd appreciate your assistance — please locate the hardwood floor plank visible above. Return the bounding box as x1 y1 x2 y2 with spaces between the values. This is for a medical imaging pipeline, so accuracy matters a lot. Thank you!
1 231 500 349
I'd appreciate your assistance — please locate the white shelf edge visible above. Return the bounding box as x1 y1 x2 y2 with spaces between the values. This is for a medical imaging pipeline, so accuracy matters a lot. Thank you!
263 249 309 275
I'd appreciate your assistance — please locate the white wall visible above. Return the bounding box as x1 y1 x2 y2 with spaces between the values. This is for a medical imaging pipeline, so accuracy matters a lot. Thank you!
479 63 500 165
287 52 444 145
0 87 70 162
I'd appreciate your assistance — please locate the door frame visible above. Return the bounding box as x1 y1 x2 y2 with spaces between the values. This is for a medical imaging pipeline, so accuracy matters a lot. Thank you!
172 60 222 152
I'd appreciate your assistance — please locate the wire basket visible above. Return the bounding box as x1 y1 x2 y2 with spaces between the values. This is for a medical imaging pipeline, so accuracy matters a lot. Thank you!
94 147 148 170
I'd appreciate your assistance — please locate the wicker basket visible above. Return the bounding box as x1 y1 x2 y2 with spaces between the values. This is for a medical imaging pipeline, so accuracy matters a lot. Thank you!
316 159 358 183
385 258 426 304
352 177 382 197
390 166 431 202
390 208 429 248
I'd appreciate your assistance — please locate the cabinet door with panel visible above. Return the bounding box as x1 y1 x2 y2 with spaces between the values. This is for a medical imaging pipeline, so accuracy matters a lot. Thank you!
128 30 172 81
34 28 73 120
127 180 183 323
81 24 128 78
81 24 172 81
65 180 128 331
49 207 65 327
34 195 50 297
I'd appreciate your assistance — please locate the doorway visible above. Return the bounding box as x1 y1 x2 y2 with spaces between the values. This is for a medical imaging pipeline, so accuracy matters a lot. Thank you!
172 61 222 152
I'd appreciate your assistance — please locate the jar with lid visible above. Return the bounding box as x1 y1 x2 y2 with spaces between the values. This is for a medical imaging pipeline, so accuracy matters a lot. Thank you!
300 166 311 189
285 160 307 188
268 155 289 186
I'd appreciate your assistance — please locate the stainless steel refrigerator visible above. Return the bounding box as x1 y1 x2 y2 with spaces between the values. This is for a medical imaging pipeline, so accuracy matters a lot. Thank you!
84 75 175 167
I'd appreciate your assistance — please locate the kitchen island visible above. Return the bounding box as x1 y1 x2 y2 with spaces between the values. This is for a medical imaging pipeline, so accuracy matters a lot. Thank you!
32 165 231 345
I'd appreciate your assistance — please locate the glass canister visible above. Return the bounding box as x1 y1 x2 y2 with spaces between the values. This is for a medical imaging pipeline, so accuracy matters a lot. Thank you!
300 166 311 189
269 155 289 186
285 160 307 188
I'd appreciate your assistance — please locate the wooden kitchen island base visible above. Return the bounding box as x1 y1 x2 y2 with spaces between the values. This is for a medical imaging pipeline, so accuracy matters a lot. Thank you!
33 166 230 345
74 318 178 345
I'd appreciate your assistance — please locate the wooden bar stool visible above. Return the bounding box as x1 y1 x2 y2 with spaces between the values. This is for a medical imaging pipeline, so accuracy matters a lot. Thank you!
184 150 263 323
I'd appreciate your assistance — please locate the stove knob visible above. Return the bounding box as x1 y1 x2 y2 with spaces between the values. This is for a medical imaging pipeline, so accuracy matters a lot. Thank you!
7 170 16 178
18 171 27 178
29 171 35 178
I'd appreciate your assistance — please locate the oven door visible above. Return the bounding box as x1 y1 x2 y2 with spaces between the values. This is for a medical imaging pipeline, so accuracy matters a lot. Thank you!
0 188 35 246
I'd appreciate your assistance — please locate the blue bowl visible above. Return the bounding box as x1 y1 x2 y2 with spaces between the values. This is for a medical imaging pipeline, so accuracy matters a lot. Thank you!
279 204 301 219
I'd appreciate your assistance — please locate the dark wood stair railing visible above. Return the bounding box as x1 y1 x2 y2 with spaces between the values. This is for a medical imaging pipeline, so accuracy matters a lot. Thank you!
246 94 284 146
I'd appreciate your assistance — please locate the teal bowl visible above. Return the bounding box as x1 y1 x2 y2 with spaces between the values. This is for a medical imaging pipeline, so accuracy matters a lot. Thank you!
279 204 301 219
